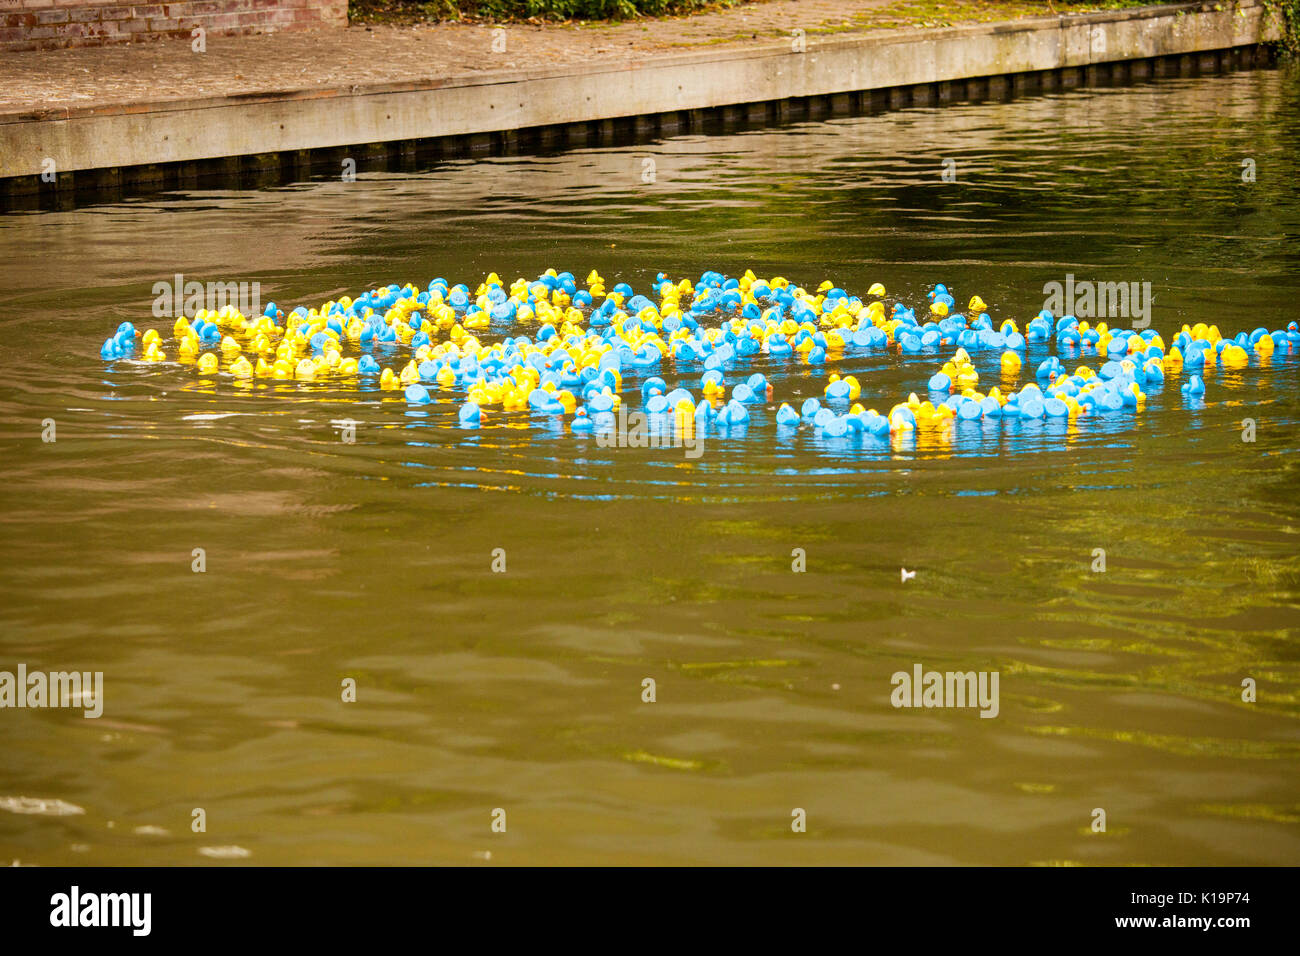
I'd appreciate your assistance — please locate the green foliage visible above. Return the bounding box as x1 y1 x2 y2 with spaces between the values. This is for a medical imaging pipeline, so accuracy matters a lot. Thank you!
352 0 738 22
1268 0 1300 57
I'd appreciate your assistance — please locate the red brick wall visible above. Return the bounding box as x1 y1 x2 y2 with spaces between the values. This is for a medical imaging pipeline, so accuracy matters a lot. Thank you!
0 0 347 50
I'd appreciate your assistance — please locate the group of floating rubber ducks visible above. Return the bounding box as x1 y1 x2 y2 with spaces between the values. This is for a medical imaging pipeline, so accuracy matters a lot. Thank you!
99 269 1299 442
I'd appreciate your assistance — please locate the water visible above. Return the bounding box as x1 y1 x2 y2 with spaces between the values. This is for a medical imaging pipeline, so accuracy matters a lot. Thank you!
1 68 1299 866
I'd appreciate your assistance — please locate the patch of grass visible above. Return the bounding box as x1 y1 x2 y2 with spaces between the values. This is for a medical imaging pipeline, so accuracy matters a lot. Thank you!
347 0 1285 47
840 0 1158 34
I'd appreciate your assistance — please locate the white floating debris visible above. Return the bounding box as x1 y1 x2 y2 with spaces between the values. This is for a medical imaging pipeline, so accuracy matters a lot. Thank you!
198 845 251 859
0 796 85 816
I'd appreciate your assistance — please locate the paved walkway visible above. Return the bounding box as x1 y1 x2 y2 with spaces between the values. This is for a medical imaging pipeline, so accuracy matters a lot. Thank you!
0 0 1093 114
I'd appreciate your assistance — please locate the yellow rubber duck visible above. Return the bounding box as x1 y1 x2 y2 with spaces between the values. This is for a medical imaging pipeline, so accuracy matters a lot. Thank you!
1221 344 1250 368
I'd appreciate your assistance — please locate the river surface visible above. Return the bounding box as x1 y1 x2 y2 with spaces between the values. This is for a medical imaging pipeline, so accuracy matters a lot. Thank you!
1 67 1298 865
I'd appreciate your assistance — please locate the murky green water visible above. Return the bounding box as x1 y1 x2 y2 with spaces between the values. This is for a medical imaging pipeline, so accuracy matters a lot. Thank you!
2 68 1299 866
